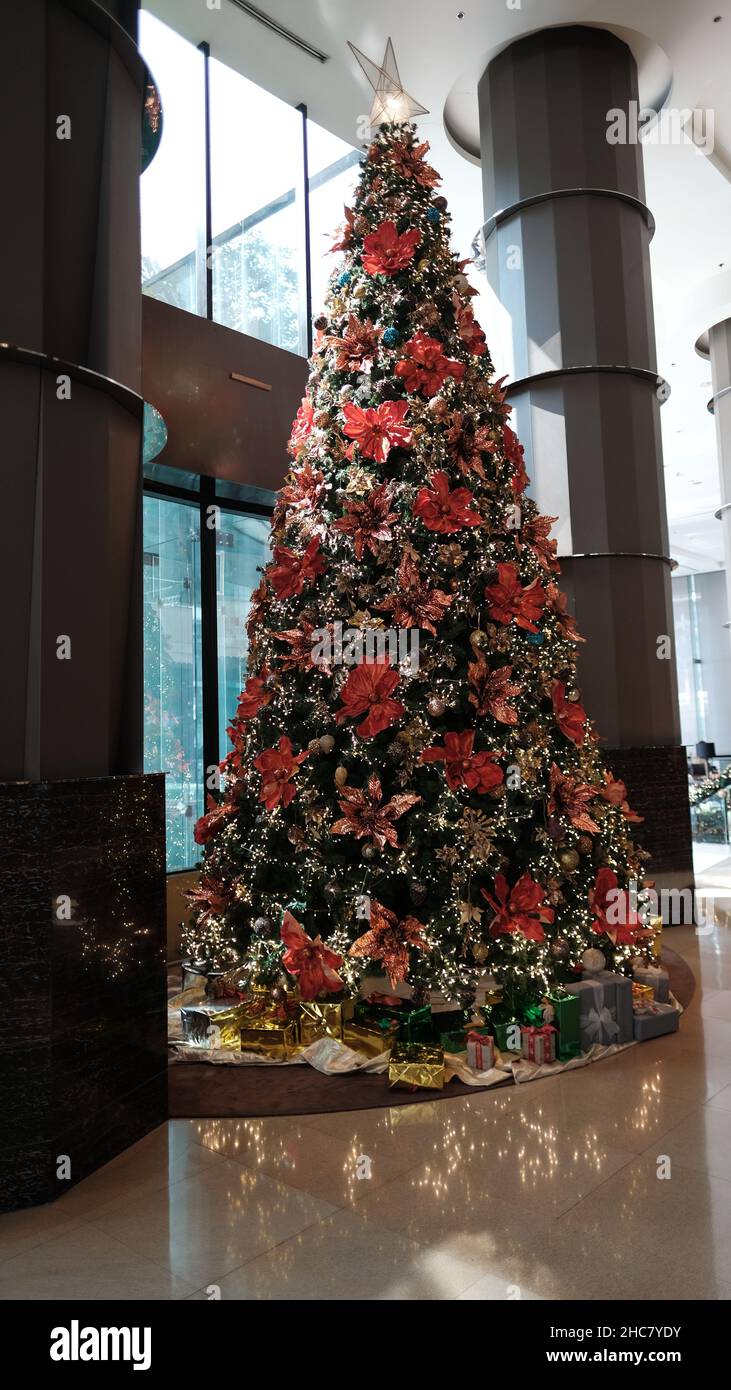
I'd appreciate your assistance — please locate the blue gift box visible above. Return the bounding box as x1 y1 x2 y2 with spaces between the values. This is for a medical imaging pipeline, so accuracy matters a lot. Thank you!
633 1002 680 1041
633 964 670 1003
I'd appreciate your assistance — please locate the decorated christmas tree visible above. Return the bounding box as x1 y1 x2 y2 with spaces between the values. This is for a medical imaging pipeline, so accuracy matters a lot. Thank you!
184 120 647 1019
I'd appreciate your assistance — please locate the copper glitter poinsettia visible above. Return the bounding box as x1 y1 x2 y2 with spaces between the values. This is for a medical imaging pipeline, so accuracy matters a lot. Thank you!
349 899 426 988
548 762 600 833
599 771 644 823
520 514 560 573
481 873 555 943
253 736 309 810
503 423 529 496
413 471 482 533
545 582 584 643
335 657 405 738
330 205 356 253
467 659 523 724
333 483 398 559
277 462 329 518
234 668 273 721
422 730 504 794
387 136 440 188
330 315 381 372
590 868 641 946
361 220 421 275
342 400 412 462
280 911 344 1000
273 622 331 674
194 794 238 846
485 563 546 633
377 551 453 634
395 332 465 397
287 397 314 456
269 537 325 600
452 291 487 356
186 874 232 926
332 772 420 850
551 680 587 747
444 411 494 480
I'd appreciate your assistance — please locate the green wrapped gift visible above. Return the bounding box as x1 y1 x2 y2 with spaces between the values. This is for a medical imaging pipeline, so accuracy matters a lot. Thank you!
355 994 432 1042
545 989 581 1060
524 1003 545 1027
440 1024 491 1054
493 1019 522 1053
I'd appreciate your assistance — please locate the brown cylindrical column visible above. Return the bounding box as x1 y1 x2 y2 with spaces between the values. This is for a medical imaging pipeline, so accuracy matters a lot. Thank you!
478 25 692 885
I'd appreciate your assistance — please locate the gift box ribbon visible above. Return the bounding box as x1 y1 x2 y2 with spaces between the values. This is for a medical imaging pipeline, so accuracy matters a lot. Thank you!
585 1006 619 1043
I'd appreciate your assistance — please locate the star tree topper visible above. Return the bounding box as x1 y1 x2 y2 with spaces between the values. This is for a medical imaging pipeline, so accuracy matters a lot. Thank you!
348 37 429 126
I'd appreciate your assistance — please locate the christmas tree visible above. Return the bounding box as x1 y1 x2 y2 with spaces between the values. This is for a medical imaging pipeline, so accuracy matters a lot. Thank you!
184 121 647 1016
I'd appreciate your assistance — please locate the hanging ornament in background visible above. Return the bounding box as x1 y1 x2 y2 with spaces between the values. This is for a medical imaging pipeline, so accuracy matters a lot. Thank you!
335 765 349 787
581 947 606 975
319 734 335 753
472 941 489 965
577 835 594 855
550 937 570 960
427 694 446 717
347 38 429 126
362 844 377 860
559 848 580 872
409 880 427 906
253 917 274 937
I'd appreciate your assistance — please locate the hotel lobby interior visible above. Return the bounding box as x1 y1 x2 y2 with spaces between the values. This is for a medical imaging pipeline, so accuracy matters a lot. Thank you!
3 0 731 1328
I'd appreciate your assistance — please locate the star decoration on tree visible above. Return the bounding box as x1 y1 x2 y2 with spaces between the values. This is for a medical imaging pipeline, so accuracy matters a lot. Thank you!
348 38 429 126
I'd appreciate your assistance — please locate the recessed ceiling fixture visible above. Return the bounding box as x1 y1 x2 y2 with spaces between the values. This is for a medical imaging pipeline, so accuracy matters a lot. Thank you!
226 0 330 62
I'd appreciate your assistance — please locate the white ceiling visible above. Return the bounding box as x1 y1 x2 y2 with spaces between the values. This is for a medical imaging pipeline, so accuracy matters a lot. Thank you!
147 0 731 574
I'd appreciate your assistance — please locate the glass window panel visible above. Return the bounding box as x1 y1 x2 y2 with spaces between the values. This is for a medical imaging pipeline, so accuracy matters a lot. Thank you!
143 495 204 872
216 510 271 760
307 120 362 318
210 61 307 354
139 11 206 315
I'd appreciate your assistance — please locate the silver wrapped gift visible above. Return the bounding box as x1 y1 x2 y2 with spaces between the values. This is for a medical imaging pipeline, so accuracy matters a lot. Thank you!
573 972 632 1048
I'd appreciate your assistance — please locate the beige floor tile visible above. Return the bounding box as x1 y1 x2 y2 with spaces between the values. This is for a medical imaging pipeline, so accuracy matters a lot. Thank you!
0 1201 84 1263
645 1105 731 1183
88 1156 338 1287
0 1223 195 1301
706 1082 731 1113
198 1208 488 1300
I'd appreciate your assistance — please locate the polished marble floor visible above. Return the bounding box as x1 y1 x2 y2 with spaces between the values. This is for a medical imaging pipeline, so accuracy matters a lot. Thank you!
3 912 731 1300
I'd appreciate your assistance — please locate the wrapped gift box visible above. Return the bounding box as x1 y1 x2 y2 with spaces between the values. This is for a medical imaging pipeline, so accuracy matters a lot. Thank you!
632 982 655 1011
355 994 432 1043
579 969 633 1044
544 989 581 1060
466 1030 495 1070
521 1024 557 1064
492 1018 523 1053
299 1000 349 1045
388 1043 445 1091
572 978 623 1049
342 1021 398 1058
633 1001 680 1041
240 1022 298 1060
180 1000 249 1049
633 963 669 1003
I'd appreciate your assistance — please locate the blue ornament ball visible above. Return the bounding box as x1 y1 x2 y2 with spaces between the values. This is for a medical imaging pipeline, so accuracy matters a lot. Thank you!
426 207 441 224
525 631 544 646
338 270 351 287
382 327 399 347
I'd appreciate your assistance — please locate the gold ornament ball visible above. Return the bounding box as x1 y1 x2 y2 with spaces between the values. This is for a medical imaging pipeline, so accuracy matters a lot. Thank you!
417 258 429 272
334 766 349 787
362 843 376 860
319 734 335 754
427 695 446 717
559 848 580 872
472 942 489 964
577 835 593 855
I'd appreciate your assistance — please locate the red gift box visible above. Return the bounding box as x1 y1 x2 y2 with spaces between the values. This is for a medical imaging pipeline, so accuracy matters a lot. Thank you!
521 1023 557 1064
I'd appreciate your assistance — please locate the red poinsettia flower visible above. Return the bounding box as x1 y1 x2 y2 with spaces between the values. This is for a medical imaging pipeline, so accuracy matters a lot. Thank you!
253 736 308 810
452 291 487 356
335 657 405 739
413 471 482 533
599 772 644 823
422 730 504 794
330 315 381 372
388 138 441 189
269 537 325 600
519 514 560 573
280 911 344 1000
194 793 238 846
333 483 399 560
277 462 328 518
361 220 421 276
503 424 529 496
235 668 273 722
395 333 465 397
349 900 426 989
274 622 331 674
481 874 555 943
467 659 523 724
589 868 641 946
287 397 314 456
545 582 585 644
551 680 587 747
485 563 546 633
330 205 356 253
332 773 420 851
341 400 412 463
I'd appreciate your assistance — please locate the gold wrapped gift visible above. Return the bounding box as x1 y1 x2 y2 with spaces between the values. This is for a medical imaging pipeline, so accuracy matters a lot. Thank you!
343 1021 399 1059
388 1042 445 1091
632 982 655 1013
180 1001 249 1050
650 915 662 961
299 999 353 1046
240 1022 298 1061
